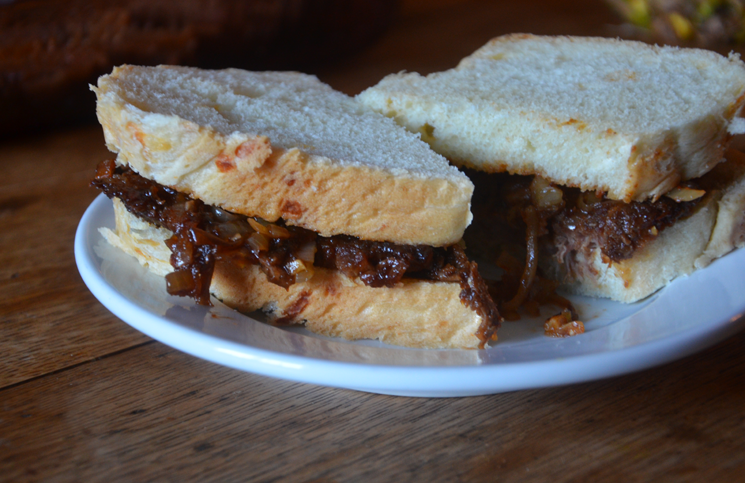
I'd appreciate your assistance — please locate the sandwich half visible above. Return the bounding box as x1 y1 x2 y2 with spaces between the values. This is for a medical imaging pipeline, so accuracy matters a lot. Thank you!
358 34 745 303
462 150 745 303
91 65 500 349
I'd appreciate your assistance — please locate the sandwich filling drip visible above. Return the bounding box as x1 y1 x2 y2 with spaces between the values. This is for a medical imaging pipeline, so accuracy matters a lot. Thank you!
92 160 500 345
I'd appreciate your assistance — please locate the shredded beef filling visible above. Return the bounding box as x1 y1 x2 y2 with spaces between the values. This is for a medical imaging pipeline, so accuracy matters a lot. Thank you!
550 189 699 263
91 160 500 345
466 170 702 317
469 171 701 264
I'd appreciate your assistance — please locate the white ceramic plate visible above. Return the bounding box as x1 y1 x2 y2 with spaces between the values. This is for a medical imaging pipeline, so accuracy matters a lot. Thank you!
75 195 745 397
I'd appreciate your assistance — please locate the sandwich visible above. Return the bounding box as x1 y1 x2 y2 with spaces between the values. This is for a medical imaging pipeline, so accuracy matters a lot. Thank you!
358 34 745 305
90 65 500 349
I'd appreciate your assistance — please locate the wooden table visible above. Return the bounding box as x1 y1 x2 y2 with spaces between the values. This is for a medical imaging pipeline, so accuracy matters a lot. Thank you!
3 1 745 481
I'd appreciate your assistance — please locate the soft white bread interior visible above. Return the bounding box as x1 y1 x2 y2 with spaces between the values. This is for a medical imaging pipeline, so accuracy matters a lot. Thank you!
100 199 488 349
93 65 473 246
358 34 745 202
543 150 745 302
695 149 745 268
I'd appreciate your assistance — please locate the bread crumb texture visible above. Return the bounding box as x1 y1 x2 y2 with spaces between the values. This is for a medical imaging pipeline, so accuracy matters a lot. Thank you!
93 65 473 246
359 34 745 202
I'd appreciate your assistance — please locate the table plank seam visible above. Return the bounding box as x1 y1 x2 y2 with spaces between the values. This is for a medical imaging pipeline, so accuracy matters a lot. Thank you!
1 339 156 393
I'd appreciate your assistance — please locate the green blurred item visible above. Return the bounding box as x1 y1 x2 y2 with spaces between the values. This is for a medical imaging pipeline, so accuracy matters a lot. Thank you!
606 0 745 46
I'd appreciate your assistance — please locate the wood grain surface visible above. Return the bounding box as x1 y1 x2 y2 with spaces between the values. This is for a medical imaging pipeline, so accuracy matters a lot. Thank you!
0 128 149 388
2 0 745 481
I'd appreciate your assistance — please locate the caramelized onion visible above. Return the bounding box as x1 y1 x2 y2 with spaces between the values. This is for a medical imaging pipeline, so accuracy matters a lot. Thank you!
530 176 563 210
165 269 196 293
289 259 315 283
214 220 248 239
267 224 291 239
665 186 706 202
247 232 270 251
503 205 539 311
211 207 240 222
295 268 314 283
248 218 270 235
576 191 601 212
544 309 585 337
287 259 306 274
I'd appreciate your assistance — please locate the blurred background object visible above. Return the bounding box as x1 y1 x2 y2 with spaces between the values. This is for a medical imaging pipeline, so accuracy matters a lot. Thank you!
0 0 398 138
605 0 745 48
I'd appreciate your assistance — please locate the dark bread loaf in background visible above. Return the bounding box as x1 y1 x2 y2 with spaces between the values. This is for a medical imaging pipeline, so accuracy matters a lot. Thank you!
0 0 398 138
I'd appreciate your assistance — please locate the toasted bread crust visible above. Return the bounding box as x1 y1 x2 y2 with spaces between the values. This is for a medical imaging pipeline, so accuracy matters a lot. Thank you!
93 65 473 246
101 199 487 349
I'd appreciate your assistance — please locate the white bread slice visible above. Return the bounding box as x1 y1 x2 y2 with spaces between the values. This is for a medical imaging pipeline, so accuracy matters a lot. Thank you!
93 65 473 246
543 150 745 302
101 199 488 349
358 34 745 202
